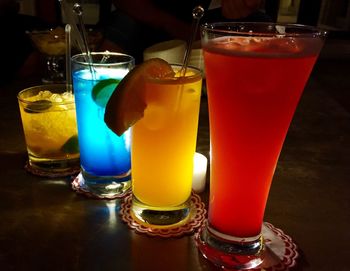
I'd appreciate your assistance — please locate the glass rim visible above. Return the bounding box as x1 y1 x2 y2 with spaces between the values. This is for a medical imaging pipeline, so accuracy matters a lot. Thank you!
147 63 202 83
17 84 75 105
201 22 327 38
71 51 135 67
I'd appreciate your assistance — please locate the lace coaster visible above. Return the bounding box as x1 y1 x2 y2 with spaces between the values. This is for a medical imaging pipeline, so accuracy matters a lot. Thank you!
120 193 207 238
25 161 80 178
71 172 131 200
253 222 299 270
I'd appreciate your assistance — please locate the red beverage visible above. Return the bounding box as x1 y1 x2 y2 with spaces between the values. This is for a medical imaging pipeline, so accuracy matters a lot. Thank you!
196 23 326 270
204 37 323 237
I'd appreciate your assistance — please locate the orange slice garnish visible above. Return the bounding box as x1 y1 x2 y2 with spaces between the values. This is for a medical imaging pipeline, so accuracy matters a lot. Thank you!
104 58 175 136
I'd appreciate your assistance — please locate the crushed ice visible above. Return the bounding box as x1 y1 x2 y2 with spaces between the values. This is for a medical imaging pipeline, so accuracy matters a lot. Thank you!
37 90 74 102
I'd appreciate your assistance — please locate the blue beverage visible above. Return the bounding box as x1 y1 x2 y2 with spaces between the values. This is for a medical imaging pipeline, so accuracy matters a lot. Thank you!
71 53 134 197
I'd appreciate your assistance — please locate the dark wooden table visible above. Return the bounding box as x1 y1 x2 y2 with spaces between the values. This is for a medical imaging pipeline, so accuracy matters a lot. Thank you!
1 40 349 270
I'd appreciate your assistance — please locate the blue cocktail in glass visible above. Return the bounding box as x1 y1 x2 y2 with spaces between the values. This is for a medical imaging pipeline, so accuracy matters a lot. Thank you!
72 52 134 197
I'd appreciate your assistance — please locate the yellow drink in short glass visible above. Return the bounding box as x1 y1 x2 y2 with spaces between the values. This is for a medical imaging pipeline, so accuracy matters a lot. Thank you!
18 84 79 175
131 65 202 226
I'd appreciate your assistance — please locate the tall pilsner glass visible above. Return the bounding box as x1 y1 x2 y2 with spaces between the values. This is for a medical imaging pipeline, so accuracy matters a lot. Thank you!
195 23 326 269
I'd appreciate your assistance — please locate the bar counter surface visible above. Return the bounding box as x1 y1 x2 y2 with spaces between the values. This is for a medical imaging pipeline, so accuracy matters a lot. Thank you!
1 39 350 271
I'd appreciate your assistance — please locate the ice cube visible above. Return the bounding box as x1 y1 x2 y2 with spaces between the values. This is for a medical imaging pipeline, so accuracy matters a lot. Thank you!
269 37 302 53
50 93 63 103
275 25 286 35
61 91 74 102
283 38 302 53
38 90 52 99
142 103 167 131
214 37 267 52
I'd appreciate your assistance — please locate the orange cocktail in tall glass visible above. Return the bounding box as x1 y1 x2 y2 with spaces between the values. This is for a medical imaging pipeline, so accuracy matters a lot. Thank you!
195 23 326 269
131 65 202 227
105 60 202 227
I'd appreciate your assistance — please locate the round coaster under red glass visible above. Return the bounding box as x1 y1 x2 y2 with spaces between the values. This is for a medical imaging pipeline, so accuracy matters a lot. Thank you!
71 172 131 200
250 222 299 270
120 192 207 238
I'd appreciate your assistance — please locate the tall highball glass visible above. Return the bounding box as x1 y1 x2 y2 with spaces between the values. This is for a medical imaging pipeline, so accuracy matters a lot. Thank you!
195 23 326 269
71 52 134 197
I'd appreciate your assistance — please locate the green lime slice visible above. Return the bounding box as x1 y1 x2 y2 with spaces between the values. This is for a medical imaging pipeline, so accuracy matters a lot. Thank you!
92 79 120 107
24 100 52 113
61 135 79 154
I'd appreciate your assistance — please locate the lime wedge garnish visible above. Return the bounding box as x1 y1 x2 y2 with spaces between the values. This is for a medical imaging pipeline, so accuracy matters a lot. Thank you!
92 79 120 107
24 100 52 113
61 135 79 154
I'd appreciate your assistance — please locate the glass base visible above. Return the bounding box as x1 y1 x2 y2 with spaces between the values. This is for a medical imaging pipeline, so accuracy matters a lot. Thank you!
131 196 191 228
28 156 80 175
82 169 131 197
195 224 264 270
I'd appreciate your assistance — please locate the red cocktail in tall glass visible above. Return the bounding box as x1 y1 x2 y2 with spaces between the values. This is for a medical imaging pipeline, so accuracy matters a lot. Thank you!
196 23 326 270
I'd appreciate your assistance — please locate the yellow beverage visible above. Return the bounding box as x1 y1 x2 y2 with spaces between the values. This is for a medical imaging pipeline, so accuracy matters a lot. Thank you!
18 84 79 175
131 66 202 211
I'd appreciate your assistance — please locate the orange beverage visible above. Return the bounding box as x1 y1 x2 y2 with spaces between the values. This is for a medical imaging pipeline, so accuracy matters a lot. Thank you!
131 65 202 226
